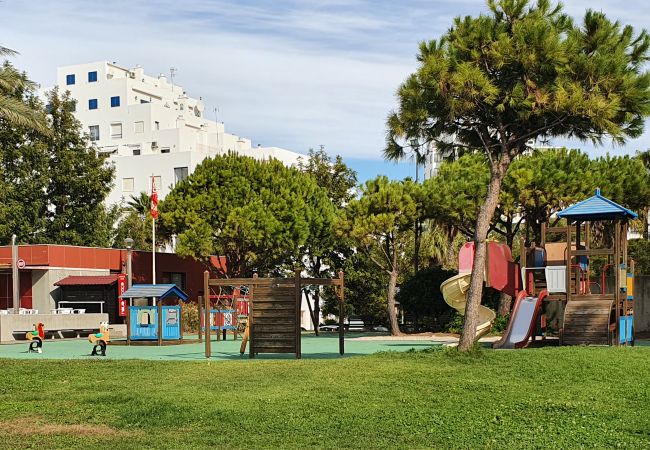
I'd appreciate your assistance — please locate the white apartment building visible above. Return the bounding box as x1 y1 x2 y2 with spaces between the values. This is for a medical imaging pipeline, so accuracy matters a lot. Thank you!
56 61 304 205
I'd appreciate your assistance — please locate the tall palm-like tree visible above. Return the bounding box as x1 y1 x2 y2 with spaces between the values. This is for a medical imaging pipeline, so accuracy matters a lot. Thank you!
126 191 151 218
0 46 47 131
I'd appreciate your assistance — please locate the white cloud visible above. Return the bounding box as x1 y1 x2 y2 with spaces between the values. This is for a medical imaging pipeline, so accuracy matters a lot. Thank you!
2 0 650 162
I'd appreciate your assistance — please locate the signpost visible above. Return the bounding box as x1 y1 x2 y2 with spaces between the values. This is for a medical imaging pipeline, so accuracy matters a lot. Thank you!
118 273 127 317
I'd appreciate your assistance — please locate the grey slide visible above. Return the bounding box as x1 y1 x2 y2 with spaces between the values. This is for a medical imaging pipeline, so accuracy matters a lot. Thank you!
493 290 547 349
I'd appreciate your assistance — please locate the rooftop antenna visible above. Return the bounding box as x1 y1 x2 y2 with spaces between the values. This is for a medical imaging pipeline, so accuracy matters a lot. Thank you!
169 67 177 94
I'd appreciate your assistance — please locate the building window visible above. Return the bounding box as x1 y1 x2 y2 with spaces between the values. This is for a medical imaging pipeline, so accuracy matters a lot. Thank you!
88 99 98 110
111 96 120 107
154 121 160 130
162 272 186 290
110 122 122 139
174 167 188 185
66 74 75 85
133 149 141 156
134 121 144 133
151 175 161 190
89 125 100 141
70 100 76 112
122 178 134 192
161 147 170 154
88 71 98 82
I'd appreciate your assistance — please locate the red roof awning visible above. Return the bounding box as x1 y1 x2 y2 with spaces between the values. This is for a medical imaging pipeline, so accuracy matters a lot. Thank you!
54 275 118 287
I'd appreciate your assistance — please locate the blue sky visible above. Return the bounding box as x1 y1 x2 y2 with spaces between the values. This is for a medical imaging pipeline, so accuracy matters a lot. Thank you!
2 0 650 182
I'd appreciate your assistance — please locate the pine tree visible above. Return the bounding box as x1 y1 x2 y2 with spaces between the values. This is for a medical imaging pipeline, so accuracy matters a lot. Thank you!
43 88 114 246
387 0 650 350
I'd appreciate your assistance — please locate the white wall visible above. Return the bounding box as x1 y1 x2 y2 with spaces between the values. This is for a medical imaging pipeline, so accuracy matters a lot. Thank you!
57 61 304 205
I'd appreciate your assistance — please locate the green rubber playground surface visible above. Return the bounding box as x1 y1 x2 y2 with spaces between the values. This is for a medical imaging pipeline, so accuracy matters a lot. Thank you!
0 333 439 361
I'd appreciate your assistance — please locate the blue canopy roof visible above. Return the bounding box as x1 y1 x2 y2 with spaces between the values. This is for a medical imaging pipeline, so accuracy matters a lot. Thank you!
557 189 637 221
121 284 189 301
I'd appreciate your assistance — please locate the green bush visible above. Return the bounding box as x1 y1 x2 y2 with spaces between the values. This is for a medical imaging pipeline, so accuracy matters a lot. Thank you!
181 302 200 333
491 314 510 333
445 312 464 334
628 239 650 275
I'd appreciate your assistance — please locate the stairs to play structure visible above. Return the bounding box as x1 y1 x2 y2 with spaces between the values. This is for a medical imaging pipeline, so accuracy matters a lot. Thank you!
562 298 614 345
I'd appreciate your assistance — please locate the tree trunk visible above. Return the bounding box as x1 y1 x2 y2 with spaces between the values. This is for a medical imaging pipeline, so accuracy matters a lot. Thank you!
413 218 421 274
387 268 402 336
497 292 512 316
445 225 457 268
458 154 511 350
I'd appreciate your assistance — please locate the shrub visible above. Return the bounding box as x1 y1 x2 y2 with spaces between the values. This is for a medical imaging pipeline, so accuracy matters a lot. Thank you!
181 302 200 333
445 312 464 334
491 314 510 333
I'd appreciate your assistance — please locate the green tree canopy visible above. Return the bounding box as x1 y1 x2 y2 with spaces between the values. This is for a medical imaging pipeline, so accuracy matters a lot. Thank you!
339 176 425 335
0 82 114 246
388 0 650 349
0 49 47 132
159 153 335 277
297 147 357 330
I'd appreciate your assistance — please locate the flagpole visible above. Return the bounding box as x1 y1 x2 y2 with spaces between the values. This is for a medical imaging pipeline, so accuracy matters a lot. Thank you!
151 174 157 291
152 215 156 285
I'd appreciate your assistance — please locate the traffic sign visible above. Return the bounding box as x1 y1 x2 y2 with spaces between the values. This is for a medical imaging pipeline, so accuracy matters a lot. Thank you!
16 259 26 269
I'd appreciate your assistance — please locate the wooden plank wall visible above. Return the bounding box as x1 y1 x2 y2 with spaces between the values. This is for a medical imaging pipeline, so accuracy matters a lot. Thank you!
205 271 344 359
251 282 298 356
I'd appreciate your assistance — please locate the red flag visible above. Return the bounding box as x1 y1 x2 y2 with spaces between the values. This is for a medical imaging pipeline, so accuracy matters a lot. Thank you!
150 176 159 219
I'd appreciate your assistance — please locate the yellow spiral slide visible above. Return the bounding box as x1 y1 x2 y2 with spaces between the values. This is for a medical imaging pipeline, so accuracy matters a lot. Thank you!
440 273 496 337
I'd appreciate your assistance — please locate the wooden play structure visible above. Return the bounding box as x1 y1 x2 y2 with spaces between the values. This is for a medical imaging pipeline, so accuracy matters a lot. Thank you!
520 189 636 346
119 284 198 346
203 270 345 359
25 322 44 353
88 322 110 356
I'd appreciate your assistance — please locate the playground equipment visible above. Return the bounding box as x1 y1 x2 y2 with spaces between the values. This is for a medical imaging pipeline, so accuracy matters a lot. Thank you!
26 322 45 353
440 274 496 336
442 189 636 348
204 270 345 359
518 189 636 346
201 288 249 342
441 241 520 338
88 322 110 356
120 284 195 345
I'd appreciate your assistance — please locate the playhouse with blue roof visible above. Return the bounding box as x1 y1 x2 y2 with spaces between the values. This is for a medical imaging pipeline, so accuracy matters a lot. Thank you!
518 189 636 346
120 284 192 345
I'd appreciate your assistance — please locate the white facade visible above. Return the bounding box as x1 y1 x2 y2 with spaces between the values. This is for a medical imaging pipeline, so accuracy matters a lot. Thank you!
423 141 444 179
56 61 304 204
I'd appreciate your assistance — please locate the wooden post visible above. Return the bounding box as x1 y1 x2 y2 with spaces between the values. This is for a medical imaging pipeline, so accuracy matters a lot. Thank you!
562 223 572 346
630 257 635 346
216 299 221 343
339 271 345 356
180 302 184 343
157 302 163 346
295 268 302 359
198 295 203 343
249 273 257 358
204 271 211 358
614 221 621 347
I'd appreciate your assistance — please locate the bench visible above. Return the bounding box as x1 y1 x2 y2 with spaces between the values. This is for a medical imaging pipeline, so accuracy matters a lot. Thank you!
347 319 365 332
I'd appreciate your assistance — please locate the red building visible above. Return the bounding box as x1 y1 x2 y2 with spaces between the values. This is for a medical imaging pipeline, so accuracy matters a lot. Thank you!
0 244 220 321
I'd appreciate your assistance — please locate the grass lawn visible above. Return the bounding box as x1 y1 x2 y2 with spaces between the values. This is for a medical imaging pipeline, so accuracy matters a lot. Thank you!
2 346 650 449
